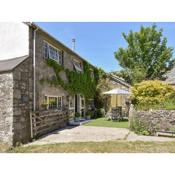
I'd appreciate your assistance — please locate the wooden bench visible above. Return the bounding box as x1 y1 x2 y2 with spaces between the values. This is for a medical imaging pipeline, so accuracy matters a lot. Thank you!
156 130 175 137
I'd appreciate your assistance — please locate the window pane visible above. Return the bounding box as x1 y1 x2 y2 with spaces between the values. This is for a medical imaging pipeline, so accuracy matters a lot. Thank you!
73 60 83 72
58 97 62 110
43 42 49 59
48 97 57 109
49 45 59 60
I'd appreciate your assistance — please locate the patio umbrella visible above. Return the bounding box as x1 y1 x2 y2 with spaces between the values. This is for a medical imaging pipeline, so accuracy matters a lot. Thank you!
103 88 130 95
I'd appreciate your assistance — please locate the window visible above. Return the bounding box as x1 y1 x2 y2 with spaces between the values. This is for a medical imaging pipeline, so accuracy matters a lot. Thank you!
90 70 94 79
49 45 59 60
43 42 49 59
44 96 62 110
73 59 83 72
43 41 63 65
48 97 58 109
57 97 62 110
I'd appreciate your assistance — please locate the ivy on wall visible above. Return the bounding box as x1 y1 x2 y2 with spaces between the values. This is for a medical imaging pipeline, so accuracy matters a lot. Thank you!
41 59 101 99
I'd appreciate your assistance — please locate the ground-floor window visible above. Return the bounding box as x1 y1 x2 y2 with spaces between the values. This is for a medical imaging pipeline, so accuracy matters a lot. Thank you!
44 96 62 110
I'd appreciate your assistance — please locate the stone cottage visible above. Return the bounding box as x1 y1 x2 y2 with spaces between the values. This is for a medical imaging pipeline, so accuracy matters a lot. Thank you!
0 22 129 145
0 22 97 145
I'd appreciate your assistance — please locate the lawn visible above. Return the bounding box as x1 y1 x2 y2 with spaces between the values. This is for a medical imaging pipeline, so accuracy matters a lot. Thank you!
1 141 175 153
84 117 129 128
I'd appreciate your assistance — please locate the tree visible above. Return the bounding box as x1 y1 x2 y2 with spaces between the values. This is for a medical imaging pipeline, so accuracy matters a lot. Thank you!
114 24 175 85
94 71 111 109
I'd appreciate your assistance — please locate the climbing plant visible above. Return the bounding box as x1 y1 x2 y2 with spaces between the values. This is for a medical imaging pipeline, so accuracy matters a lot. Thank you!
43 59 101 99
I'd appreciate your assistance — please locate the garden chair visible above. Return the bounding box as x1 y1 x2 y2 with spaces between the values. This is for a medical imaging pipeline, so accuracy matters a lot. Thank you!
111 107 123 121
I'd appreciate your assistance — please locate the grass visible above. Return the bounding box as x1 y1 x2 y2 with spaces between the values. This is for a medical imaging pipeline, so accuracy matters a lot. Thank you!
1 141 175 153
84 117 129 128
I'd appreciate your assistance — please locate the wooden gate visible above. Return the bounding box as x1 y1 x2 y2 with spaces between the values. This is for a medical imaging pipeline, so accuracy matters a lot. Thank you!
30 110 68 138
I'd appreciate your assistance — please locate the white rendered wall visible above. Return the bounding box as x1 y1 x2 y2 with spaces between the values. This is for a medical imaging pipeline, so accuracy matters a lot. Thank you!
0 22 29 60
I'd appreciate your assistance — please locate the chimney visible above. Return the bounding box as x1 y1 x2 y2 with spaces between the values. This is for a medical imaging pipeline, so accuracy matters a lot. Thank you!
72 38 76 51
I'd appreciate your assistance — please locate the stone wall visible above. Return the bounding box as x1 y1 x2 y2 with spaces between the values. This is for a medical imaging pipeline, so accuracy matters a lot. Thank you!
33 30 88 111
34 31 83 110
130 109 175 135
0 73 13 144
13 56 33 144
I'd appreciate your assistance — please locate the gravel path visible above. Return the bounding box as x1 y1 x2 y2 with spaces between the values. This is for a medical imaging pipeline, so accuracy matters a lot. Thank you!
27 126 175 146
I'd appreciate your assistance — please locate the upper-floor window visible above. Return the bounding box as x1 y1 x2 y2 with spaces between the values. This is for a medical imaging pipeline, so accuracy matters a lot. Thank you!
43 41 63 65
73 59 83 72
90 69 94 79
49 45 59 60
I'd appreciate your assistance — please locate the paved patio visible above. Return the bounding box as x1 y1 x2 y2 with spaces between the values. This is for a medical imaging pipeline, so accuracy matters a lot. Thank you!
28 126 129 145
27 126 175 146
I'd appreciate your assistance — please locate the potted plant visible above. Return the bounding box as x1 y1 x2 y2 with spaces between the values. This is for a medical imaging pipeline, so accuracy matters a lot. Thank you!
74 112 80 122
85 111 91 120
68 116 74 125
41 102 48 110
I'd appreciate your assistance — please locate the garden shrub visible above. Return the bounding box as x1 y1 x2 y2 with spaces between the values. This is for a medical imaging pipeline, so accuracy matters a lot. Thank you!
130 116 151 135
94 108 105 118
131 80 175 110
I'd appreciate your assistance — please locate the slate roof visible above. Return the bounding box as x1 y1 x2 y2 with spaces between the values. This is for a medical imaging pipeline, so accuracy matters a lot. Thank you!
110 73 131 88
0 55 28 73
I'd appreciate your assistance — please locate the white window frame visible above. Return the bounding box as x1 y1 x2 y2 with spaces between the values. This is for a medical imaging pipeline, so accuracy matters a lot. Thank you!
44 95 63 110
43 41 62 65
72 59 83 72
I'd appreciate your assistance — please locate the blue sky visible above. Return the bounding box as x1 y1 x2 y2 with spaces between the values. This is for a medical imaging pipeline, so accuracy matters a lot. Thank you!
36 22 175 72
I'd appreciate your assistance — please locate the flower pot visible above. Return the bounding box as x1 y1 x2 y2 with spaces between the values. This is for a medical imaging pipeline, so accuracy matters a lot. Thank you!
74 117 80 122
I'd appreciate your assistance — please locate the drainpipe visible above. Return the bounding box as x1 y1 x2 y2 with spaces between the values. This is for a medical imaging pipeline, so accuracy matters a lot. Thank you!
33 27 38 111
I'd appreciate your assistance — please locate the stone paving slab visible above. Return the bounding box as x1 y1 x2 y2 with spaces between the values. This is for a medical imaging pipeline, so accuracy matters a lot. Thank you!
27 126 129 145
26 126 175 146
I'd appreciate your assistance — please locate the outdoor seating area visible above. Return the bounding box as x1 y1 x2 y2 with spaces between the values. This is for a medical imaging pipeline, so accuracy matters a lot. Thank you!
106 106 129 121
103 88 130 121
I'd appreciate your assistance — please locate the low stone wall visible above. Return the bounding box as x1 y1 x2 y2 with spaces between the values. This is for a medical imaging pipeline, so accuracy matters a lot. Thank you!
130 110 175 135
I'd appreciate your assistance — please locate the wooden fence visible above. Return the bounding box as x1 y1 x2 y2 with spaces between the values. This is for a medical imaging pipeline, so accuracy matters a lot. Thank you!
30 110 68 138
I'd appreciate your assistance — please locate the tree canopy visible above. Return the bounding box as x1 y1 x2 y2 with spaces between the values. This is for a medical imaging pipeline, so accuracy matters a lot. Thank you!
114 24 175 85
